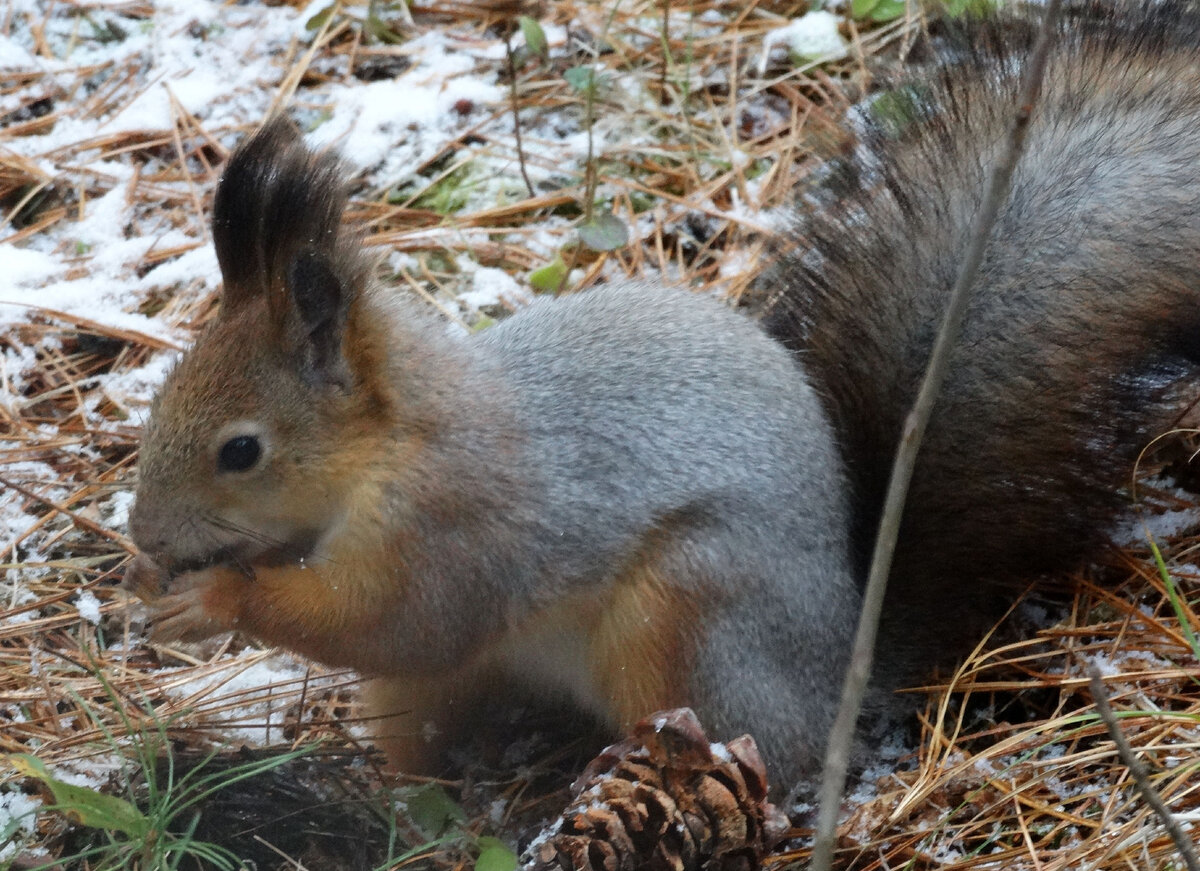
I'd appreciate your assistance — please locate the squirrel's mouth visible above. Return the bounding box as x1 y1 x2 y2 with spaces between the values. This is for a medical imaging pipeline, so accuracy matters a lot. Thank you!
156 528 320 579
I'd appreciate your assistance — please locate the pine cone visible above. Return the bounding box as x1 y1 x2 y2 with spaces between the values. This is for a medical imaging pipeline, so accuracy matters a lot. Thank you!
523 708 789 871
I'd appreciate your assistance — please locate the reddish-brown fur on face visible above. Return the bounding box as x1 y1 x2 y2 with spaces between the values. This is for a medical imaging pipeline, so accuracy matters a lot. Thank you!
131 289 402 572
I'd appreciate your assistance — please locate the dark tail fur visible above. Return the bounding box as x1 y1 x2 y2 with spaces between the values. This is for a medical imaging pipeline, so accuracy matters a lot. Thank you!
758 2 1200 682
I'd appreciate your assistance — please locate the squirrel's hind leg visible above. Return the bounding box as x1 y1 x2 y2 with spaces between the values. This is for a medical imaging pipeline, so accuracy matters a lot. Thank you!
686 598 856 789
363 670 489 776
682 543 864 790
586 559 705 729
585 536 863 791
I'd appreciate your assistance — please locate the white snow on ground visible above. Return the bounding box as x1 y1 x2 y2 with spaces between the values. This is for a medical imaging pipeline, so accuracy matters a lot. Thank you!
1115 505 1200 548
153 650 346 746
1 2 300 339
73 589 102 624
459 263 532 311
307 28 506 172
0 790 43 862
762 11 849 66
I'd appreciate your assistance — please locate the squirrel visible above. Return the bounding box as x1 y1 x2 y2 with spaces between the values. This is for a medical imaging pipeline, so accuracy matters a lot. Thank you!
125 3 1200 789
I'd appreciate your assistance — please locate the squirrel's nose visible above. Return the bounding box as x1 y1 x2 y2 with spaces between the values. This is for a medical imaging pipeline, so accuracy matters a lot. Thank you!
126 497 165 554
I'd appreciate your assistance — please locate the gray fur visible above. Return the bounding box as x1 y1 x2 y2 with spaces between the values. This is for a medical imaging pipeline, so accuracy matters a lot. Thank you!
489 285 859 773
384 283 860 778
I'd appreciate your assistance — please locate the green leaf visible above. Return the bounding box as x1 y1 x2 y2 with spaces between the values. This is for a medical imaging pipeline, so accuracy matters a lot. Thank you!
578 211 629 252
945 0 999 15
868 85 927 138
529 255 568 293
365 2 405 44
850 0 880 18
869 0 907 22
10 754 150 838
476 837 519 871
563 65 596 95
518 16 547 58
1148 535 1200 660
402 783 465 838
305 2 336 31
470 313 497 332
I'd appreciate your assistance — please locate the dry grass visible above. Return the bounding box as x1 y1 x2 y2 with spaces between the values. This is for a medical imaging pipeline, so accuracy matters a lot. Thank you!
2 1 1198 869
778 545 1200 870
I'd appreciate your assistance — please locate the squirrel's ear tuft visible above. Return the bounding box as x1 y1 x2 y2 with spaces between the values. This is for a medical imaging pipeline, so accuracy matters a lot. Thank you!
212 117 364 314
288 249 352 391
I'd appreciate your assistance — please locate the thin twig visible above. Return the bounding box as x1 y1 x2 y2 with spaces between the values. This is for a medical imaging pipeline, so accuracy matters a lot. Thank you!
505 31 536 199
658 0 670 105
808 1 1065 867
1087 666 1200 871
580 66 598 225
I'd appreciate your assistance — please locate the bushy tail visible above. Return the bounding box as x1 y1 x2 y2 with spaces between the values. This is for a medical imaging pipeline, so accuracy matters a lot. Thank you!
759 2 1200 679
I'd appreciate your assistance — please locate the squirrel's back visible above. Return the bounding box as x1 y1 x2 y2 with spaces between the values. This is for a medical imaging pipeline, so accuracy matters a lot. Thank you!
474 283 850 593
760 1 1200 676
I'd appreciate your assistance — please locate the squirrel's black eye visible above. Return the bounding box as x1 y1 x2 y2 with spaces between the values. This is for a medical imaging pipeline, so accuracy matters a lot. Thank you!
218 435 261 472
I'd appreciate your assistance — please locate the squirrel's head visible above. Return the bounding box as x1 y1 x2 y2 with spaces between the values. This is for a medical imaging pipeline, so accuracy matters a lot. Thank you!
130 119 390 574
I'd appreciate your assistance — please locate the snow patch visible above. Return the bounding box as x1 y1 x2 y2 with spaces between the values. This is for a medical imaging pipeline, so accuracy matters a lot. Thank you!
74 590 103 624
0 791 43 862
459 265 532 311
762 12 848 71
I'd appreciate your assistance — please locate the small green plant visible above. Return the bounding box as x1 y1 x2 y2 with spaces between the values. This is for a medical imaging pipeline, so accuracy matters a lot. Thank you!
564 64 630 253
10 755 150 840
306 0 407 43
850 0 1003 27
305 2 335 32
384 783 518 871
7 738 324 870
364 0 407 44
81 13 129 44
851 0 908 23
413 163 476 215
1147 534 1200 663
476 836 520 871
943 0 1001 16
505 15 548 199
1 663 324 870
3 649 519 869
529 254 569 293
517 15 548 61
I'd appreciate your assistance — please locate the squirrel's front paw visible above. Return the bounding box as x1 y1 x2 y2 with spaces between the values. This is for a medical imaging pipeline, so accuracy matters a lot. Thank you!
122 552 170 602
148 571 234 643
